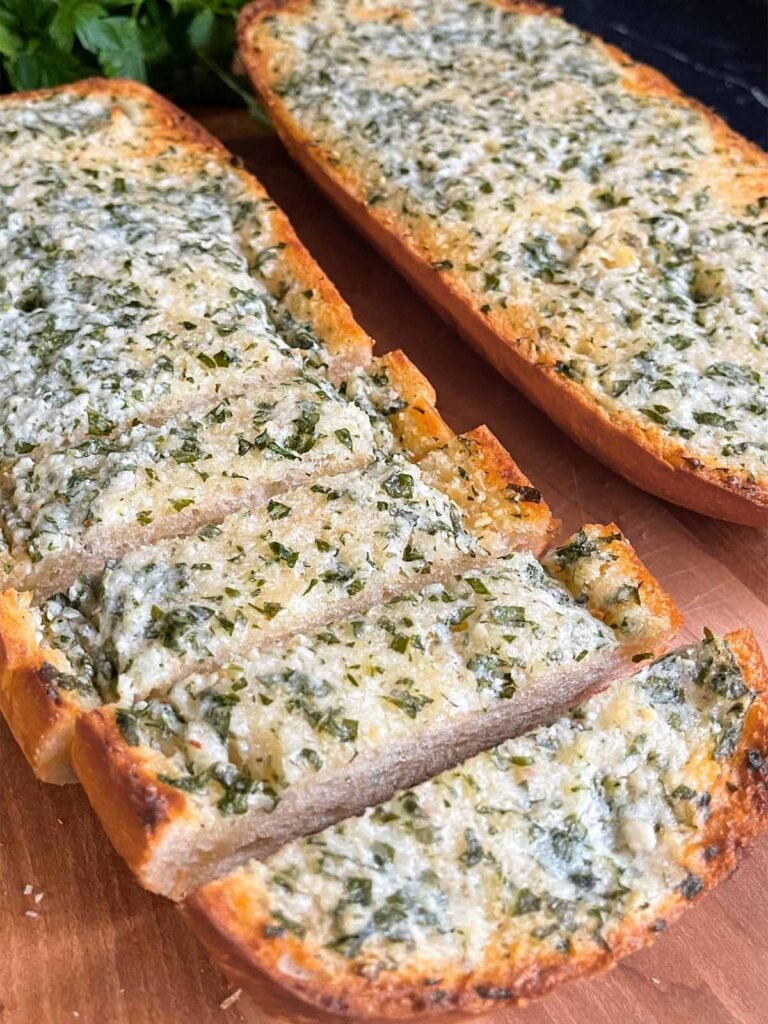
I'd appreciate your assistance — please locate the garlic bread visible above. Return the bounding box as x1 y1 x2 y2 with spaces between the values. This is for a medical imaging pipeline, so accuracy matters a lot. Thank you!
72 525 679 898
239 0 768 525
186 629 768 1018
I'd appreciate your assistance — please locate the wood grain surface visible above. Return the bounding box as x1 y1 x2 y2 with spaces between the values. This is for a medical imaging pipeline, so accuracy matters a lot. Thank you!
1 109 766 1024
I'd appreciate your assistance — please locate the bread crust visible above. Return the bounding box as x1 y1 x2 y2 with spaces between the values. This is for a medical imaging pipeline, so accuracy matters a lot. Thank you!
374 350 453 457
238 0 768 526
182 628 768 1020
417 425 554 556
542 522 684 651
72 709 190 870
0 590 84 783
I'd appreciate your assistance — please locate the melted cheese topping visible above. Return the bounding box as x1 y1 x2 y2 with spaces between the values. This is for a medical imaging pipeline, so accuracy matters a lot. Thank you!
34 453 508 704
0 372 375 577
259 0 768 483
0 90 343 462
114 553 616 811
241 634 755 972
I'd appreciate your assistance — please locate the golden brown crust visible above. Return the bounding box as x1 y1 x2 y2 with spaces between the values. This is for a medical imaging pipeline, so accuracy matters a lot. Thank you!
238 0 768 526
687 629 768 878
460 425 540 493
375 350 454 457
183 628 768 1020
0 590 84 784
417 425 554 555
544 522 683 651
71 709 189 880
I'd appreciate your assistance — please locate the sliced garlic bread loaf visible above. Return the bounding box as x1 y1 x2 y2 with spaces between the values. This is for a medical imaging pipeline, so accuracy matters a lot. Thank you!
240 0 768 525
0 427 549 782
186 630 768 1018
72 525 679 898
0 80 371 467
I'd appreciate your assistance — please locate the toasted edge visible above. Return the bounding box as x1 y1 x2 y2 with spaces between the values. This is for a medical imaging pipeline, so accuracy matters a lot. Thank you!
0 590 86 783
72 708 192 871
238 0 768 526
182 628 768 1019
418 424 554 556
542 522 684 655
373 350 454 457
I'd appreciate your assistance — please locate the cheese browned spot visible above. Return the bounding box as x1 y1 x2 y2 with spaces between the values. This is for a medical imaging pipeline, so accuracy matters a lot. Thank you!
250 0 768 487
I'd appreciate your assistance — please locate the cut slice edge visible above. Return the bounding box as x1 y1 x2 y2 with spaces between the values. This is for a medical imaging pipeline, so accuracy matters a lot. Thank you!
0 389 376 598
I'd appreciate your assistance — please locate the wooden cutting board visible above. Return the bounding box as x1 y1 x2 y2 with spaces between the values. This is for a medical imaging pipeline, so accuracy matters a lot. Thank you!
1 110 766 1024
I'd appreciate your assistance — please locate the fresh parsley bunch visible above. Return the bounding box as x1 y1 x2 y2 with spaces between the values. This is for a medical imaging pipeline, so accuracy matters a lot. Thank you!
0 0 268 119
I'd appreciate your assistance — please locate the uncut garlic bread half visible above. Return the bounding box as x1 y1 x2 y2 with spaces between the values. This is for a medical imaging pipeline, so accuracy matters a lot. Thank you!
0 425 550 783
186 629 768 1019
72 525 679 898
240 0 768 525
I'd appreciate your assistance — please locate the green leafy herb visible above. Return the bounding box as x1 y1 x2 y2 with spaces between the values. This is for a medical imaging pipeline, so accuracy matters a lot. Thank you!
267 499 291 521
384 685 433 719
169 497 194 512
87 408 116 437
381 472 414 499
490 605 526 626
334 427 354 450
0 0 269 123
268 541 299 568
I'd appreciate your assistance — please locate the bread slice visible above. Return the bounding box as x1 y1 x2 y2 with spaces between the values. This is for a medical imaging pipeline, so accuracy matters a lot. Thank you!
0 346 463 598
0 423 550 783
0 79 372 467
0 372 377 595
184 629 768 1019
239 0 768 526
71 524 680 899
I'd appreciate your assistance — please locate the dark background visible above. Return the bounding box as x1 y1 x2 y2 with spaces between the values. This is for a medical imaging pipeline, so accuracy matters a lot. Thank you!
562 0 767 147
